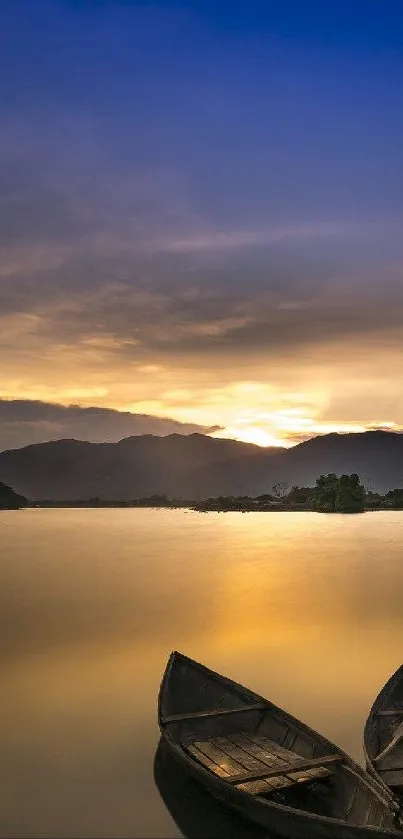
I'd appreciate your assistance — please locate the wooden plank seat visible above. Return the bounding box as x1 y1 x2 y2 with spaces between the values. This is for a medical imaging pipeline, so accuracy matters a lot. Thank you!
183 733 342 796
164 702 266 724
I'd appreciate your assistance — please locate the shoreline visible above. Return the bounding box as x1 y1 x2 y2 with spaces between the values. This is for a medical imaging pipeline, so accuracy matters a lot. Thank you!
16 500 403 513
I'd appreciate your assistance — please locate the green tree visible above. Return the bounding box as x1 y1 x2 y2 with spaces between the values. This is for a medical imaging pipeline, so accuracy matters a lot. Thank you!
335 473 365 513
314 473 338 512
315 473 365 513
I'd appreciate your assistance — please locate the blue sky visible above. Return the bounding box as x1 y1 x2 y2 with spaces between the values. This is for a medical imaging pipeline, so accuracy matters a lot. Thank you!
1 0 403 448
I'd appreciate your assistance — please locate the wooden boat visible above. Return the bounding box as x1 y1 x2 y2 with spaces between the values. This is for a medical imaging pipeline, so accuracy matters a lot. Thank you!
364 665 403 801
158 652 402 839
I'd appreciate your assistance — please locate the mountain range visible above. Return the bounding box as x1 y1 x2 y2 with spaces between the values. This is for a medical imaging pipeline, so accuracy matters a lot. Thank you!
0 430 402 501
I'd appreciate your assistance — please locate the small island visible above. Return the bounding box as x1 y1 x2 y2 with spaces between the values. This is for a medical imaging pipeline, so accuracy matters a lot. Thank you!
194 474 403 514
194 474 367 513
0 480 28 510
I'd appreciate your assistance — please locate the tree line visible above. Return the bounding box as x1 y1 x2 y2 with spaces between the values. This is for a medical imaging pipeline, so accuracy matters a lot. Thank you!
2 474 403 512
196 474 403 513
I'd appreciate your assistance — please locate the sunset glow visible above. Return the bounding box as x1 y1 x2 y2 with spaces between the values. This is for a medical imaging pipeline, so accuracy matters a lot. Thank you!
1 1 403 452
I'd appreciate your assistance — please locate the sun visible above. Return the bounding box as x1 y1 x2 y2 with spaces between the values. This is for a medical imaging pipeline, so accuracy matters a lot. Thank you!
212 425 287 448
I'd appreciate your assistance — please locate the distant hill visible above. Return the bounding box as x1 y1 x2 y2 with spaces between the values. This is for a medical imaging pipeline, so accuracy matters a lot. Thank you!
0 433 280 501
0 430 402 501
0 480 27 509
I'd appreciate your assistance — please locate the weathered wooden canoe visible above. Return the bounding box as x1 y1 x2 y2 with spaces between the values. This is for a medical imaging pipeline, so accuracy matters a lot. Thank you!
158 652 402 839
364 665 403 801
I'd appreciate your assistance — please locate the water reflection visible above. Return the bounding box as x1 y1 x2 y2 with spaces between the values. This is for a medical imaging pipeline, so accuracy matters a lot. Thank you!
154 738 275 839
2 509 403 836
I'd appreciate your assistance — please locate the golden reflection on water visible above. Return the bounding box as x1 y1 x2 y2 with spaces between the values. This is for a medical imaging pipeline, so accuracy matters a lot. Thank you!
2 509 403 837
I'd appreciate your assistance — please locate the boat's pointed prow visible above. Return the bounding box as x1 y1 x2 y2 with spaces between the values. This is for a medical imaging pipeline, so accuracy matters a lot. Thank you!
158 652 264 728
158 651 181 726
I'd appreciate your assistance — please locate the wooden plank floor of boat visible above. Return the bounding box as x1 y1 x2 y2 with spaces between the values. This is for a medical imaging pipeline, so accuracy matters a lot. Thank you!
184 734 339 796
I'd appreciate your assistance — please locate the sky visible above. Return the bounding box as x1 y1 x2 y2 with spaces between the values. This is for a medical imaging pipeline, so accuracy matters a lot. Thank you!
1 0 403 450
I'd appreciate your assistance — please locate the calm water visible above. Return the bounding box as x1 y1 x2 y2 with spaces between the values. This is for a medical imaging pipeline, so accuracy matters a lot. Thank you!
2 509 403 838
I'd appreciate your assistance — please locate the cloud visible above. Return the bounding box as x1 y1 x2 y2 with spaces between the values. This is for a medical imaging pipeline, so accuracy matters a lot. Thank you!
4 270 403 361
145 221 355 254
0 399 222 452
2 272 403 437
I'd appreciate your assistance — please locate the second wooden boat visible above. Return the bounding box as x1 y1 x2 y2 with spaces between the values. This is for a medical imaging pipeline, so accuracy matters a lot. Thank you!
158 652 402 839
364 664 403 800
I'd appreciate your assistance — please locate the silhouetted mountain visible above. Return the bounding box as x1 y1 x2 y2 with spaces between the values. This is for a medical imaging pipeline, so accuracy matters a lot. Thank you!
0 433 278 501
0 480 27 509
0 430 402 501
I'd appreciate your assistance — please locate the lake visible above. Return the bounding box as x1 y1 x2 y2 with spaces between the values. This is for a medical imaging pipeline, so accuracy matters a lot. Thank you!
2 508 403 838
